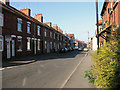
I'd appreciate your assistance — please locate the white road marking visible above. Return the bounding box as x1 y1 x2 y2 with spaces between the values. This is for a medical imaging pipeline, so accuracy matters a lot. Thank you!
22 77 27 86
60 55 86 88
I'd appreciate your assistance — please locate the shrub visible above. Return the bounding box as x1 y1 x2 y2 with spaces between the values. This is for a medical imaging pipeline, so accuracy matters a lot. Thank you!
91 27 120 88
84 70 95 84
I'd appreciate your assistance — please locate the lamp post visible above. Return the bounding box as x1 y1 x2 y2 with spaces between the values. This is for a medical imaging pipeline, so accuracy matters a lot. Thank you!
96 0 99 52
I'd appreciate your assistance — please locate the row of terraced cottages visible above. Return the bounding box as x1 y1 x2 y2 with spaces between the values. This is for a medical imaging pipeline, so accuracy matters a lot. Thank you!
0 1 70 59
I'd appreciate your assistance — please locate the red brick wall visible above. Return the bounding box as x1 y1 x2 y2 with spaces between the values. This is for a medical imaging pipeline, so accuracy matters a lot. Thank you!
1 3 70 59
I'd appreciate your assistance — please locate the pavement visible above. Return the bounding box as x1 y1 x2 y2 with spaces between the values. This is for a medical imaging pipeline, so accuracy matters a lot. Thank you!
2 50 95 88
64 52 95 88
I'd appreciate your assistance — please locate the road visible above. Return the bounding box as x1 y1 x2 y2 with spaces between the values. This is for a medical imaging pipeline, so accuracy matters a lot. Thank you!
2 50 93 88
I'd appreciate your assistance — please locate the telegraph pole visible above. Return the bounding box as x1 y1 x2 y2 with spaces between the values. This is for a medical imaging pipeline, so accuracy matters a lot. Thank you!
96 0 99 51
88 31 90 50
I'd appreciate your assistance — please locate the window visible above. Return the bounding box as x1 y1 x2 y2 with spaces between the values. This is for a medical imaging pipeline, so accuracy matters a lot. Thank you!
50 42 52 49
44 28 47 37
63 37 65 41
54 33 55 39
60 42 61 48
50 32 52 38
27 22 31 33
27 37 31 50
17 36 22 51
60 36 62 41
37 26 40 36
17 18 22 32
45 41 47 49
0 36 3 51
58 43 59 49
54 42 56 48
0 13 3 27
57 34 59 40
38 39 40 50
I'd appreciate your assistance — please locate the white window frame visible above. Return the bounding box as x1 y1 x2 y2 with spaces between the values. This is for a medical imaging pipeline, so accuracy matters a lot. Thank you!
44 28 47 37
17 36 22 52
27 37 31 51
45 41 47 49
38 39 40 50
50 32 52 38
0 36 3 51
17 18 22 32
37 26 41 36
27 22 31 34
50 42 52 49
54 33 55 39
0 12 4 27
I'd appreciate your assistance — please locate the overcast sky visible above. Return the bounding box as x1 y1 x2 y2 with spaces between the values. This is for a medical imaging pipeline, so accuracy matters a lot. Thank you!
11 1 104 42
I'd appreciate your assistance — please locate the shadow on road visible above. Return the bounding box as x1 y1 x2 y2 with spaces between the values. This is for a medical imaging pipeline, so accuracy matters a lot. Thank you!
2 50 86 68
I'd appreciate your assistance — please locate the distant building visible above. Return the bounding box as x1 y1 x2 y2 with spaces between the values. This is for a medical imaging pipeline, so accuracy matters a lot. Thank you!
66 34 75 48
91 36 97 51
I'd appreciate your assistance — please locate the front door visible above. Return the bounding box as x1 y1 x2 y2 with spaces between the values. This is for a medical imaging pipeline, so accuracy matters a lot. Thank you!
12 40 15 56
7 40 11 59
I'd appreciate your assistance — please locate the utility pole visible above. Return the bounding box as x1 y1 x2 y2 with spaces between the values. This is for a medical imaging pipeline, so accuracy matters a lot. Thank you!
96 0 99 51
88 31 90 50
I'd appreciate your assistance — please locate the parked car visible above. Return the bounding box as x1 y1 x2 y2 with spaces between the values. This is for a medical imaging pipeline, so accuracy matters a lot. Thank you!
65 48 68 52
60 48 68 53
75 47 78 50
78 48 83 51
83 48 89 52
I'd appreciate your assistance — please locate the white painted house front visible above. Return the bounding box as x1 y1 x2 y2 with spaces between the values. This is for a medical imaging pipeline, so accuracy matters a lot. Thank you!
92 36 97 51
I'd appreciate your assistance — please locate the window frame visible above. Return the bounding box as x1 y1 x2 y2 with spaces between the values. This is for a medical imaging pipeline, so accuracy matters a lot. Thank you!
37 26 41 36
27 22 31 34
45 41 47 49
50 42 52 49
27 37 31 51
0 12 4 27
0 36 3 51
50 32 52 38
38 39 41 50
54 33 55 39
17 18 22 32
17 36 22 52
44 28 47 37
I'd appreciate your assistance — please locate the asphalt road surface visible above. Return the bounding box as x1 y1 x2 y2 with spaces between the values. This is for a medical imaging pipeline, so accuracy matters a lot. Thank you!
2 50 92 88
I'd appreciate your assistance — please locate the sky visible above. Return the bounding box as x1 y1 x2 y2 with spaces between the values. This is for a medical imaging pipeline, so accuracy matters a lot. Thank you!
10 1 104 43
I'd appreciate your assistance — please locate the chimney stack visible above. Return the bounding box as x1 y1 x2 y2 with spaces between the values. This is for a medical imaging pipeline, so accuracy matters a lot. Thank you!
58 27 63 33
34 14 43 23
1 0 10 5
45 22 52 27
52 24 58 30
20 8 31 16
